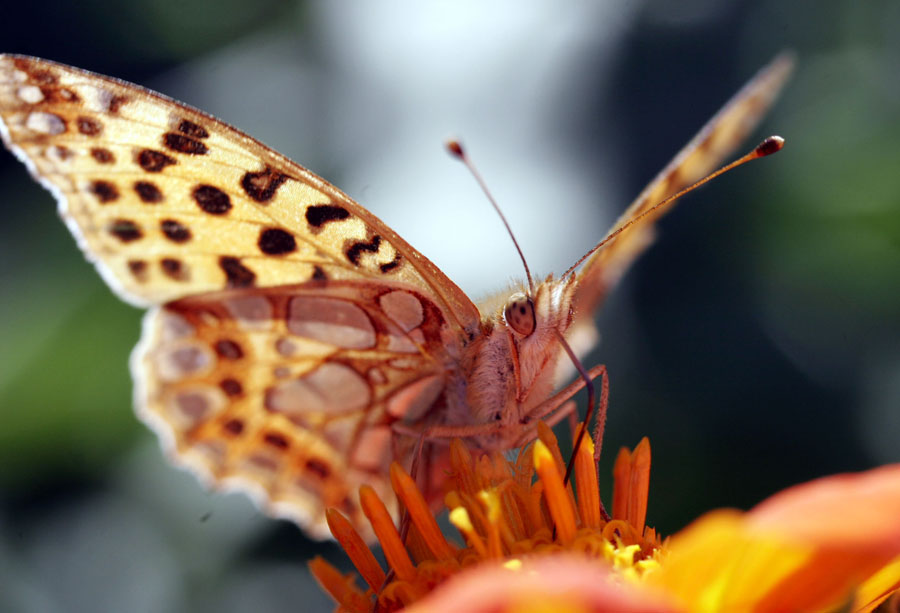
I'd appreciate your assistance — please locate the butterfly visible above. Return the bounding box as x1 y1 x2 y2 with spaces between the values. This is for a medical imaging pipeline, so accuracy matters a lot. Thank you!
0 53 791 540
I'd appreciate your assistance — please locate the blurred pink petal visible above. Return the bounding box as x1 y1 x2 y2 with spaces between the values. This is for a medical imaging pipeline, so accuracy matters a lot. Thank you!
404 555 677 613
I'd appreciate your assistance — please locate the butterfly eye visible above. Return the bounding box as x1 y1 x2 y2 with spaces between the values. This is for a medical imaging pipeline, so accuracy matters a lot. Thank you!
504 293 536 336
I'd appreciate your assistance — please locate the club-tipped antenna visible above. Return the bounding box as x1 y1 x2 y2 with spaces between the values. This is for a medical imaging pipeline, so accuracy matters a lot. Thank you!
562 136 785 280
447 140 535 295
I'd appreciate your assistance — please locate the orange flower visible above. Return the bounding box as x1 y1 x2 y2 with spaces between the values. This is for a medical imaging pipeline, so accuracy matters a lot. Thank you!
310 424 900 612
651 463 900 612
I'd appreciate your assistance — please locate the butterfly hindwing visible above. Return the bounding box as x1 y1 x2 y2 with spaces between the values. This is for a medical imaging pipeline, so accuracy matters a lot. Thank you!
134 280 453 538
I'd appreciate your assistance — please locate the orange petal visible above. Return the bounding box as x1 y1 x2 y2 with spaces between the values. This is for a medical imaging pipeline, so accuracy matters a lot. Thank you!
745 464 900 612
537 422 567 474
747 463 900 555
450 438 478 495
854 556 900 613
649 510 813 612
612 447 631 521
654 464 900 612
628 438 651 535
308 556 370 613
534 439 578 545
359 485 417 582
402 555 677 613
574 425 603 529
325 508 386 592
390 462 456 561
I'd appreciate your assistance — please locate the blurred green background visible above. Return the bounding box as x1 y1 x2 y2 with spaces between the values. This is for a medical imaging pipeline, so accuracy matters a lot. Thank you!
1 1 898 611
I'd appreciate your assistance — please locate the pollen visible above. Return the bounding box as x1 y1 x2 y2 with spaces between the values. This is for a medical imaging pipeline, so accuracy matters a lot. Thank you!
310 422 666 612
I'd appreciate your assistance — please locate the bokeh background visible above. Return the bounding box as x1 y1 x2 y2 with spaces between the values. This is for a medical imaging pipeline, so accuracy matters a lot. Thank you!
1 1 898 611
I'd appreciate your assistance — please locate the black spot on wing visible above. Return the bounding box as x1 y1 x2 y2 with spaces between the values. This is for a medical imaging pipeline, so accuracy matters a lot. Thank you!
127 259 148 282
345 235 382 266
379 253 402 273
264 432 290 450
134 181 163 203
193 185 231 214
137 149 176 172
89 180 119 203
106 94 129 114
258 228 296 255
241 168 287 202
306 204 350 227
76 116 101 136
90 147 114 164
214 339 244 360
219 256 256 288
108 219 142 242
164 133 208 155
220 380 243 398
177 119 209 139
161 219 191 243
223 416 244 432
160 258 188 281
305 457 331 479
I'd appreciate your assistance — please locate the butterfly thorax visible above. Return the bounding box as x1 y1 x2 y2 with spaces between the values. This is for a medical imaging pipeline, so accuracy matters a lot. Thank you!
456 275 577 450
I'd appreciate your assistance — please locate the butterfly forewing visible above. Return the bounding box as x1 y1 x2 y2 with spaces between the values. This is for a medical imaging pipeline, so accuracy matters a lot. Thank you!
573 53 794 318
0 55 480 330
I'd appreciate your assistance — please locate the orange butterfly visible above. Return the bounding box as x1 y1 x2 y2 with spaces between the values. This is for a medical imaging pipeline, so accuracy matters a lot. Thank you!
0 53 791 539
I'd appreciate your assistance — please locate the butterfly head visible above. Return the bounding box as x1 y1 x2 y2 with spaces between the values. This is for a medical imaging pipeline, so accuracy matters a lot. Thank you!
501 275 577 343
469 276 578 437
504 292 536 336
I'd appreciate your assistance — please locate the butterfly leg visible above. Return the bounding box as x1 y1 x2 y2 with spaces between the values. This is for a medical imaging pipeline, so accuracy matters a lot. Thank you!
507 400 577 449
545 401 578 428
523 364 609 463
393 420 508 490
392 421 508 547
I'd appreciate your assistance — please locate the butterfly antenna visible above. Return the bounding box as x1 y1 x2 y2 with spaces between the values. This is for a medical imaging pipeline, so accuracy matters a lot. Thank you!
562 136 785 279
447 140 535 295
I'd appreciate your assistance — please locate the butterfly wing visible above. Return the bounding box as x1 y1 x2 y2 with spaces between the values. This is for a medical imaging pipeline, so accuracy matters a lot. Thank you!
0 54 481 538
135 281 454 539
573 53 794 319
0 55 480 331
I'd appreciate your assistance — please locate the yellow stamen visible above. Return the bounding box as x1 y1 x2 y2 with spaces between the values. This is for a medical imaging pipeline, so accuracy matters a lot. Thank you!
478 490 506 558
325 508 386 591
449 506 489 558
534 439 577 544
503 558 523 570
390 462 457 561
359 484 417 582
